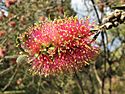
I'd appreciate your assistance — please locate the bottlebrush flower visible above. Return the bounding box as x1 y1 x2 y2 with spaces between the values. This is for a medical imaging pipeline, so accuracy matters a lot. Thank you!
5 0 17 7
19 17 99 76
8 21 16 27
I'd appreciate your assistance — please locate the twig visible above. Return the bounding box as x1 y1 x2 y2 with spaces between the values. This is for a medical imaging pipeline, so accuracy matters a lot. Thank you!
4 55 19 59
91 0 101 24
108 63 112 94
93 64 102 86
101 31 107 94
105 28 112 94
0 66 15 76
2 90 25 94
74 70 85 94
2 64 19 91
36 77 42 94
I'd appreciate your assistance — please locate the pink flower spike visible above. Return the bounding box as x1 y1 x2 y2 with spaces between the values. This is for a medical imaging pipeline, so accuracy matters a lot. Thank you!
20 17 99 76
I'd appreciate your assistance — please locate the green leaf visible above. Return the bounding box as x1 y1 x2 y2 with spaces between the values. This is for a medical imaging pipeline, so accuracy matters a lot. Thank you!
48 46 55 50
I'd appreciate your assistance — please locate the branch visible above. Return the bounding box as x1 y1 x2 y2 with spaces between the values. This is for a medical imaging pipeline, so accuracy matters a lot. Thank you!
74 70 85 94
2 64 19 91
91 0 101 24
93 64 102 86
0 66 15 76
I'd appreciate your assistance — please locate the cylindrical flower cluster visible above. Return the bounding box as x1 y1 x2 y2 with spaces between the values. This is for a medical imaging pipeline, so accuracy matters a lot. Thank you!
19 17 98 76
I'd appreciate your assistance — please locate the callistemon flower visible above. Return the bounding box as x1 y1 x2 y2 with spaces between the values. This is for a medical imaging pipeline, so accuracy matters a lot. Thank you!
20 17 99 76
